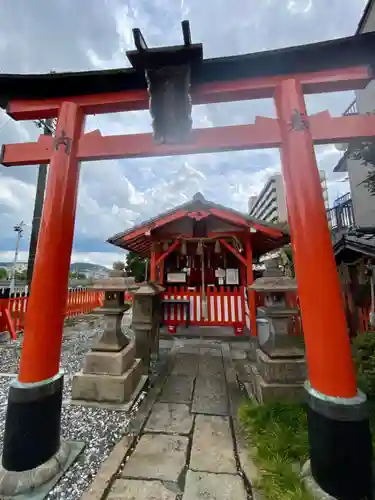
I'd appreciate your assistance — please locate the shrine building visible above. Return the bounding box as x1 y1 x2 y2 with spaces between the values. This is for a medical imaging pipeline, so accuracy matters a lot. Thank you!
108 192 289 336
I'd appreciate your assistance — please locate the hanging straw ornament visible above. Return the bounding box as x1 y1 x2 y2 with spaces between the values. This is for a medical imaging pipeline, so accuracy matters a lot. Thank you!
235 238 243 253
162 241 169 252
181 240 187 255
196 240 203 256
214 239 221 254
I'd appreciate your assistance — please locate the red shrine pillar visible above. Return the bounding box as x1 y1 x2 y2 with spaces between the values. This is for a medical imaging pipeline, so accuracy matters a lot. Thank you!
275 79 372 500
150 244 157 281
245 234 257 337
2 102 84 475
159 259 165 285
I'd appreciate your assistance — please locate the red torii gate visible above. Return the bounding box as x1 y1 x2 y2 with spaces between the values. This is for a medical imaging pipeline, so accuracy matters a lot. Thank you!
1 25 374 499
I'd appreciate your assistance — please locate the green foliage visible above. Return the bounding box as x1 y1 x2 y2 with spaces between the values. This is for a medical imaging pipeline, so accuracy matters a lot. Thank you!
125 251 148 282
348 141 375 197
14 269 27 281
239 400 311 500
0 267 8 280
69 271 86 280
352 331 375 397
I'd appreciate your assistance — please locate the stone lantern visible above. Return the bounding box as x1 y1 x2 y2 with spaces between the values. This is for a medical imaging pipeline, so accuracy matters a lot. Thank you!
131 281 164 372
247 258 306 403
71 262 146 406
251 259 302 359
90 261 136 352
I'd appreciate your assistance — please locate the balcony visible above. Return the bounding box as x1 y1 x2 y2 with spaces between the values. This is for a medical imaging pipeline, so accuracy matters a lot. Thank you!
343 99 359 116
326 192 355 236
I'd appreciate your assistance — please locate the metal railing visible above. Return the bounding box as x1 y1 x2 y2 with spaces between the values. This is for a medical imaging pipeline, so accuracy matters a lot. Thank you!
327 197 355 234
333 192 352 207
343 100 358 116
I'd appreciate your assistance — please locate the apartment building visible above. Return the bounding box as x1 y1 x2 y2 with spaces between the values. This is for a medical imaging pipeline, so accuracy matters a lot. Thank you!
249 171 328 223
334 0 375 228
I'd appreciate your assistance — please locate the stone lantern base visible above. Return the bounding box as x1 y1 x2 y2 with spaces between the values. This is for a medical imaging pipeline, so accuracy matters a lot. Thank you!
246 348 306 404
71 340 145 407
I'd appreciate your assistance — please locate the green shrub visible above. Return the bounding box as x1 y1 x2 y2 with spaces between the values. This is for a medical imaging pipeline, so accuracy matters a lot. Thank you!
352 331 375 397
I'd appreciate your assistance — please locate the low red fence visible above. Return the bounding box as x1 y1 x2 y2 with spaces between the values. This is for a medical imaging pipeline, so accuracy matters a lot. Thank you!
0 289 104 335
162 286 246 328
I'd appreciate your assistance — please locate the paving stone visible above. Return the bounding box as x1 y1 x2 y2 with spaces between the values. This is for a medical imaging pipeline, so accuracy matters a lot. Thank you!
122 434 189 483
107 478 178 499
198 355 224 376
145 403 194 435
182 470 247 500
230 349 247 359
190 415 237 473
159 375 194 404
199 347 223 358
176 345 202 354
192 376 228 415
172 354 200 376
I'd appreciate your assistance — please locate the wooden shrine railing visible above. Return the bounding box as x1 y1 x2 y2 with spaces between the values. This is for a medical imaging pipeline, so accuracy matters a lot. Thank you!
162 286 246 327
0 288 104 336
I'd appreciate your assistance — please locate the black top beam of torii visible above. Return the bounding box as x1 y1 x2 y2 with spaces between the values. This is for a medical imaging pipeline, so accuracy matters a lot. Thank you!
0 23 375 105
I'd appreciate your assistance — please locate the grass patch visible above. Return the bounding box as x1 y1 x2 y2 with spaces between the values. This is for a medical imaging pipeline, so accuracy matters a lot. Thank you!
238 399 312 500
240 397 375 499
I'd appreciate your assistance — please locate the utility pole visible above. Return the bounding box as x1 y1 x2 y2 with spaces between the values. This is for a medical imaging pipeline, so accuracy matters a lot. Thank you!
26 118 54 291
10 221 25 295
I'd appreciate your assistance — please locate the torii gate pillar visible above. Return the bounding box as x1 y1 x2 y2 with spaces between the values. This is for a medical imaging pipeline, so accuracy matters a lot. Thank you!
275 79 372 500
0 102 84 494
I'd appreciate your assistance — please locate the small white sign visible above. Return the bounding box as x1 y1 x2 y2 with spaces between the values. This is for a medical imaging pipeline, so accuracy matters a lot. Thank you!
226 268 239 285
215 268 225 278
167 272 186 283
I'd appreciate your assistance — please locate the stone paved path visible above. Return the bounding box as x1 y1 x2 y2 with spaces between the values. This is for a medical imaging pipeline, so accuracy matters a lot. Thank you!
83 342 255 500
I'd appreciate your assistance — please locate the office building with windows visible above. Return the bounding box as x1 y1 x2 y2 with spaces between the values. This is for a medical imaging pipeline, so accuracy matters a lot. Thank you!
249 171 328 223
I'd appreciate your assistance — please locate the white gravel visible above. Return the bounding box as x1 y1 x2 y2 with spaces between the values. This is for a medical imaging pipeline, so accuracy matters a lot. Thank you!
0 315 166 500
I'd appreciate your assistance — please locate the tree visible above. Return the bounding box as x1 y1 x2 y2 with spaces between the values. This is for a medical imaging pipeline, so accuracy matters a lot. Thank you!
125 251 148 282
69 272 86 280
14 269 27 281
348 140 375 196
0 268 8 280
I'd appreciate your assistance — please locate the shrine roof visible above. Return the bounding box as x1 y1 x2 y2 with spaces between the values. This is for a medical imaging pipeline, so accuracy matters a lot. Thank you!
0 31 375 106
107 192 289 257
334 231 375 264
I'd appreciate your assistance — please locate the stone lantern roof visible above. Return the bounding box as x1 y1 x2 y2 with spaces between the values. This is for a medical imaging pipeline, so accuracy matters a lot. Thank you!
90 261 139 292
249 276 298 293
133 281 165 296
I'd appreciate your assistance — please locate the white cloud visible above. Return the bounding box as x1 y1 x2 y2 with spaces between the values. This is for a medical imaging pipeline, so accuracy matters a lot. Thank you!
287 0 313 15
0 0 368 265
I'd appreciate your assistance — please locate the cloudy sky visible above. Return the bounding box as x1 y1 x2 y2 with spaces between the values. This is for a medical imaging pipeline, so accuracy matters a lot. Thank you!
0 0 368 268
